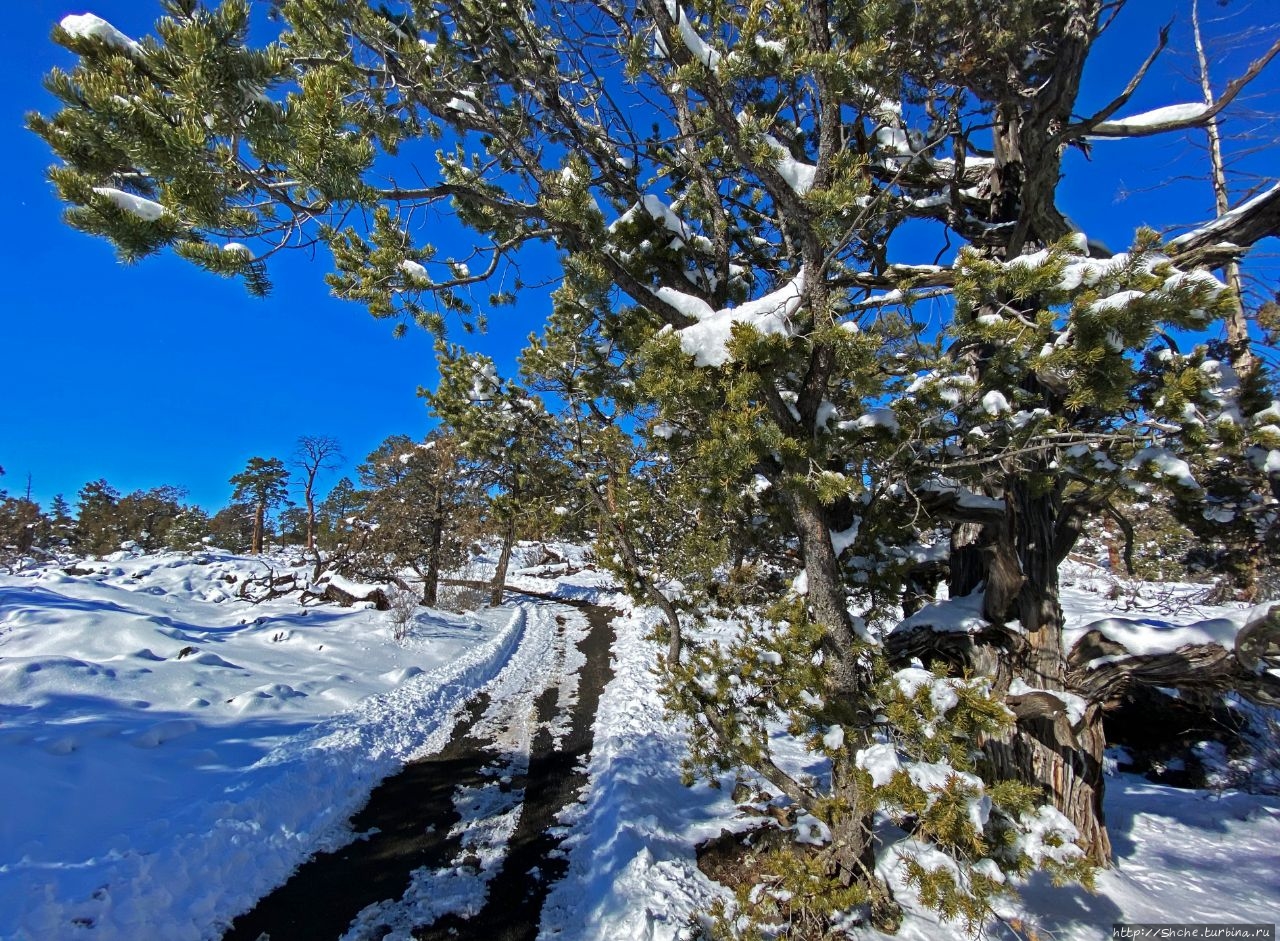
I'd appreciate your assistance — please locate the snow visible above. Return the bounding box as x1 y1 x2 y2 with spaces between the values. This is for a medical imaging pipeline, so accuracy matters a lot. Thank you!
665 1 721 71
894 589 989 636
1127 446 1200 490
0 552 522 940
91 187 165 222
538 600 735 940
1012 805 1083 867
652 285 714 323
760 132 817 195
221 242 252 259
822 725 844 751
916 478 1006 514
829 520 860 557
676 267 807 368
1064 613 1245 660
1086 289 1145 315
320 570 388 599
981 390 1011 416
399 259 427 281
856 742 902 787
839 407 900 435
59 13 140 55
1092 102 1210 134
1170 181 1280 248
5 549 1278 941
612 195 715 261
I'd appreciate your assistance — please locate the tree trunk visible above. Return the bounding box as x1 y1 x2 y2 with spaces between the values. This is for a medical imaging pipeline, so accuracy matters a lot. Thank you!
252 501 266 555
953 477 1112 864
776 480 900 918
776 483 864 697
489 515 517 606
1192 0 1255 381
305 485 316 552
423 495 444 607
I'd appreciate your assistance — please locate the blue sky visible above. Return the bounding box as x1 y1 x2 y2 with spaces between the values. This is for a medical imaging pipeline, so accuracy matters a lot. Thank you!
2 0 1276 513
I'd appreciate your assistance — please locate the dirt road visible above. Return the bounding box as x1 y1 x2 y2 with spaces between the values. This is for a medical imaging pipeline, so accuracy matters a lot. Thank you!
221 595 616 941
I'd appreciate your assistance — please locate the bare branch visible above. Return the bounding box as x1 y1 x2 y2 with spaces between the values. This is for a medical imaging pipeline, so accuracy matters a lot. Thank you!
1065 20 1171 137
1078 33 1280 139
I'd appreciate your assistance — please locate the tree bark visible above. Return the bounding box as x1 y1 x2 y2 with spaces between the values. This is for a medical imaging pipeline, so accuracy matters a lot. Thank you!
305 483 317 553
422 498 444 608
490 515 517 606
776 483 864 697
953 475 1112 864
252 500 266 555
774 479 900 917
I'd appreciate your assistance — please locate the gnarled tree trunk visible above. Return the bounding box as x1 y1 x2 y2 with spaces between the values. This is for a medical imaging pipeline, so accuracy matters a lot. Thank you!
951 474 1111 864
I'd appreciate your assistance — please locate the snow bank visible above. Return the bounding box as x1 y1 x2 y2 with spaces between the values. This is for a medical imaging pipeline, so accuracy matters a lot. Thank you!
0 553 525 941
538 602 735 940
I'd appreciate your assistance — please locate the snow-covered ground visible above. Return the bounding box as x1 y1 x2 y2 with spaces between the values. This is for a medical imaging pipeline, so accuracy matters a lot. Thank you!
536 564 1280 940
2 551 1277 940
0 550 522 940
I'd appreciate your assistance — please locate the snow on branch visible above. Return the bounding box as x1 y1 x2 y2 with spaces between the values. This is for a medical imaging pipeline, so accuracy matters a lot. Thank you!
1169 181 1280 260
59 13 141 55
673 266 807 367
1091 102 1210 136
92 186 166 221
1078 33 1280 140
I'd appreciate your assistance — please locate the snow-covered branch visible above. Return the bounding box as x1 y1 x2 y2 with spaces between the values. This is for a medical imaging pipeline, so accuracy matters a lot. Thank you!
1077 34 1280 139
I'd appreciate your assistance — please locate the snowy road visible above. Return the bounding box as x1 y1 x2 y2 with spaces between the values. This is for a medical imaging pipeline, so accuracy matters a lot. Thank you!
221 595 617 941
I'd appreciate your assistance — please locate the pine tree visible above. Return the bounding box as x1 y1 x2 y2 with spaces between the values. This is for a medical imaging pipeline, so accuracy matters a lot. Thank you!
352 432 482 604
74 479 122 556
317 475 362 549
32 0 1280 930
426 346 574 605
41 494 77 551
167 504 213 551
116 485 187 550
0 469 45 568
208 502 256 553
229 457 290 554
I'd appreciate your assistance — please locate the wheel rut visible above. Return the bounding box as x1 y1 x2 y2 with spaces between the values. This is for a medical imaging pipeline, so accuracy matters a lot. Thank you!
220 595 616 941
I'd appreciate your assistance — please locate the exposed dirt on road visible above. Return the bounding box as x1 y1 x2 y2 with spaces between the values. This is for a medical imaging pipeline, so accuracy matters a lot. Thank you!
220 595 616 941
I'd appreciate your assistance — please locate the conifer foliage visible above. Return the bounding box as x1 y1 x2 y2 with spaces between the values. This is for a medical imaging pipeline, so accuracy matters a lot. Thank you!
32 0 1280 933
346 432 482 605
229 456 290 554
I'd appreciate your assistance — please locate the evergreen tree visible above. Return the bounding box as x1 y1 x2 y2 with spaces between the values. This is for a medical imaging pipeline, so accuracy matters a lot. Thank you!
74 479 122 556
43 494 76 550
208 502 256 553
0 470 45 568
352 432 482 604
317 475 362 549
167 504 213 551
115 485 187 550
32 0 1280 930
229 457 290 554
427 348 575 605
276 506 311 548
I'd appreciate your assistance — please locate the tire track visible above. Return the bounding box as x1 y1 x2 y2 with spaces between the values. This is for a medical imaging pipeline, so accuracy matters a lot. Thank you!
219 596 616 941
